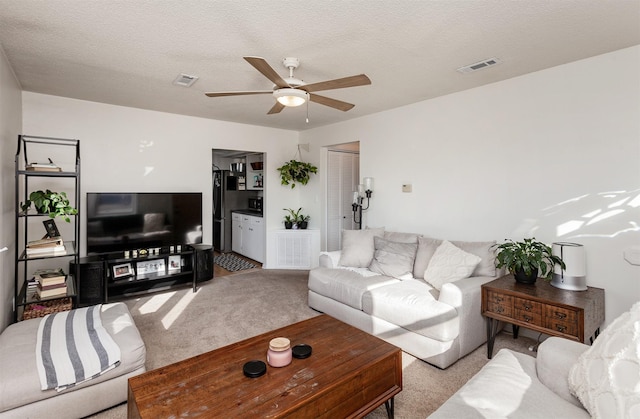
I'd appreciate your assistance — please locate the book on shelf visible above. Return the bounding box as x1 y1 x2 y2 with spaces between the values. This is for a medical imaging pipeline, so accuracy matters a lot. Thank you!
36 283 68 299
27 236 63 249
33 268 67 286
25 159 61 172
26 245 67 257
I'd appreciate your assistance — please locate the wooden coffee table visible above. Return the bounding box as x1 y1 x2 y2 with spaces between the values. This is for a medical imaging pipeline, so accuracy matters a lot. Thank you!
128 314 402 418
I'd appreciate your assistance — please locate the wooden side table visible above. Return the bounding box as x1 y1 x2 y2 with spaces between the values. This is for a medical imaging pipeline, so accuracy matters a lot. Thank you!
481 275 605 358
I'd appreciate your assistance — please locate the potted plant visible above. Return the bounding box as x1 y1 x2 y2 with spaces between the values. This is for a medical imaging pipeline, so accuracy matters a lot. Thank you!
276 160 318 189
20 189 78 222
298 214 310 230
283 208 302 229
493 238 565 284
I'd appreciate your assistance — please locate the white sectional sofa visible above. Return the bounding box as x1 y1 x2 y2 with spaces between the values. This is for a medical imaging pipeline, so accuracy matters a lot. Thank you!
308 228 501 369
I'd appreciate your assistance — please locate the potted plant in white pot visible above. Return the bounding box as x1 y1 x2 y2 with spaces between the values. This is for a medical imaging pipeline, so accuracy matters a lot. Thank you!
493 238 565 284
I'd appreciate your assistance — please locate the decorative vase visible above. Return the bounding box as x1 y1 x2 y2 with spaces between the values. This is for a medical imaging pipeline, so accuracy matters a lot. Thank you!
514 267 538 284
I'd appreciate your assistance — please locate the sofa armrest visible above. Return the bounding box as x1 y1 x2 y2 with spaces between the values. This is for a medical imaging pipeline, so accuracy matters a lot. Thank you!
319 251 341 268
537 336 588 408
439 275 497 356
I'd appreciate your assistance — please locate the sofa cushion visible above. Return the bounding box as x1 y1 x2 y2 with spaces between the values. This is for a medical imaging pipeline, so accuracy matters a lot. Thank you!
338 227 385 267
362 280 459 342
383 231 421 243
308 267 399 310
568 301 640 419
414 237 496 279
368 236 418 279
424 240 481 290
0 302 145 413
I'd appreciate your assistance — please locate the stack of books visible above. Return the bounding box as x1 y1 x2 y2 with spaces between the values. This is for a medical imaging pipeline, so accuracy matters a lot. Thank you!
33 268 68 299
26 236 66 257
26 160 61 172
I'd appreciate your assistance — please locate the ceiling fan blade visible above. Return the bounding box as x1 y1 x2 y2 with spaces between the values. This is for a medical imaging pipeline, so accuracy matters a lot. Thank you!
309 93 355 112
299 74 371 93
267 102 286 115
244 56 290 89
205 91 272 97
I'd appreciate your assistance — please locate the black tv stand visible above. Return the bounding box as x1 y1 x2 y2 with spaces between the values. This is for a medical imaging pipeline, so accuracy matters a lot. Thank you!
72 244 213 305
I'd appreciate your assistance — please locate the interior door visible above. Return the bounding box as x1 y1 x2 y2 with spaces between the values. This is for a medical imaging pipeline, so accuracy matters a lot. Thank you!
326 150 359 251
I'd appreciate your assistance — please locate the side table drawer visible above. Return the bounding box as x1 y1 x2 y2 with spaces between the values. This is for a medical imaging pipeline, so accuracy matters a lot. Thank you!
485 291 513 317
514 297 543 326
544 306 579 337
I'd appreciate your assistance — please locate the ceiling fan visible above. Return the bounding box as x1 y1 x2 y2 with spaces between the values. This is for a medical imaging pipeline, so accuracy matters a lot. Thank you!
205 57 371 115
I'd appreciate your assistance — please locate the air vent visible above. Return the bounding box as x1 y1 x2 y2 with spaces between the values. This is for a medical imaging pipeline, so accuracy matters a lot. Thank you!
173 73 199 87
457 58 501 74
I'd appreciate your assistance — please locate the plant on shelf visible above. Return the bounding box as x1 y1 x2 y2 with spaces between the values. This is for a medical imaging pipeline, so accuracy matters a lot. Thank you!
20 189 78 222
298 214 310 230
283 208 301 229
276 160 318 189
493 238 565 284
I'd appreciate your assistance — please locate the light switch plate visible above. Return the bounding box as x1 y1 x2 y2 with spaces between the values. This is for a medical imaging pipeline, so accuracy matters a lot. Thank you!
402 184 412 193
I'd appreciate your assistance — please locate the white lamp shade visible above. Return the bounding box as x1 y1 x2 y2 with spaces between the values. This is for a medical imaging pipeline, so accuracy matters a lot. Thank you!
274 88 308 107
364 177 373 191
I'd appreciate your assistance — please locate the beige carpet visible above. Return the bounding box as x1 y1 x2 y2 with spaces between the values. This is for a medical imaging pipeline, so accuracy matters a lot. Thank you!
90 269 535 419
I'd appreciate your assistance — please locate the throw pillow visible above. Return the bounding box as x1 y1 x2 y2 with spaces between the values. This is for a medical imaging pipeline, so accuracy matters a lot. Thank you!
368 236 418 279
568 301 640 418
383 231 421 244
338 227 385 268
423 240 481 290
413 237 442 279
451 240 497 277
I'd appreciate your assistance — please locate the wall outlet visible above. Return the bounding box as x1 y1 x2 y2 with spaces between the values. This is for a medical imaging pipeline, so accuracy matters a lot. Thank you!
402 184 412 193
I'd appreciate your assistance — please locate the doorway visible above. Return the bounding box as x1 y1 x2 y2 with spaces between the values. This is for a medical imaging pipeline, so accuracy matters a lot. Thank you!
212 149 265 276
326 143 360 251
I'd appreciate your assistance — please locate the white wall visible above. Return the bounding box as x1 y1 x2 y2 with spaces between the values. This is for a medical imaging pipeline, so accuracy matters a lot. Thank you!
21 93 300 266
301 46 640 326
0 44 23 331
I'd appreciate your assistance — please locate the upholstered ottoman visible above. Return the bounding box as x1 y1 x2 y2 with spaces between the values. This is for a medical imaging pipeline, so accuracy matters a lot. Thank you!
0 302 146 418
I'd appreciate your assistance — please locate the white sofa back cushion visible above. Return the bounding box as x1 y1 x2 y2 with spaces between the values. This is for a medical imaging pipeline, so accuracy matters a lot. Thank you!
338 227 385 267
369 236 418 279
568 301 640 419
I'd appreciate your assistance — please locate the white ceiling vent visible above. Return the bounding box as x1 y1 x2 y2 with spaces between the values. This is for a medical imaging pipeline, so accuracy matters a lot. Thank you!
457 58 501 74
173 73 199 87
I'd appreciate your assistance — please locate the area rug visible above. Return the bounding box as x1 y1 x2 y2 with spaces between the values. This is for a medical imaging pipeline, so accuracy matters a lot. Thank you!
90 269 536 419
213 253 258 271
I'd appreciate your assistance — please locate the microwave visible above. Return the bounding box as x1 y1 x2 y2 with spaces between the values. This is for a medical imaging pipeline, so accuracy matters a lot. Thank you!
248 197 263 212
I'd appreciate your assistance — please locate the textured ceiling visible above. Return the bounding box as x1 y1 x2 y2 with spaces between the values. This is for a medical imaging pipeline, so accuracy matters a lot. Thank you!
0 1 638 131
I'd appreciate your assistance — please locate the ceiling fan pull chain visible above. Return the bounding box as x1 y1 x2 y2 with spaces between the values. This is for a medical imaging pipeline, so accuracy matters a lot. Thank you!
306 100 310 123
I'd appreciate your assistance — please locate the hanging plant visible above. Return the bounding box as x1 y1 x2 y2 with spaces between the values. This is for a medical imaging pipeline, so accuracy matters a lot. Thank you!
277 160 318 189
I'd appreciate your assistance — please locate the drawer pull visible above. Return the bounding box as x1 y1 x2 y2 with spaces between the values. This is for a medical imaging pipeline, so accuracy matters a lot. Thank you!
554 312 567 319
493 296 503 303
523 315 532 323
524 305 532 311
496 306 504 314
556 325 567 332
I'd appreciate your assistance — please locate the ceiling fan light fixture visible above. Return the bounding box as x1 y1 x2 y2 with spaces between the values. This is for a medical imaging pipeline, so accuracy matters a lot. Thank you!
274 88 308 107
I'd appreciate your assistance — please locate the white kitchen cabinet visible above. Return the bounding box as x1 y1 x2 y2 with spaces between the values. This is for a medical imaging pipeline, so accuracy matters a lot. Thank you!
231 213 242 254
231 212 264 263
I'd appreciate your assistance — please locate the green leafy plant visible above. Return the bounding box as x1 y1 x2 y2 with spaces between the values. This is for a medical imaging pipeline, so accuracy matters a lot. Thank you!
20 189 78 222
277 160 318 189
493 238 565 279
283 207 302 223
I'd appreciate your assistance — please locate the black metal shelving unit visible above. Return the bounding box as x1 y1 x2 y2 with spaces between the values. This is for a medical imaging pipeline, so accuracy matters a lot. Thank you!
14 135 81 322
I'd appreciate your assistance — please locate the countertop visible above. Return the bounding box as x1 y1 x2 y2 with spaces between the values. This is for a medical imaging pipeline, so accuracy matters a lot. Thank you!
232 209 263 217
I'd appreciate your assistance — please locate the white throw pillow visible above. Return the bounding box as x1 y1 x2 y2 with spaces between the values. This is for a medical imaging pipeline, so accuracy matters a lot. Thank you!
568 301 640 418
368 236 418 279
423 240 481 290
338 227 385 268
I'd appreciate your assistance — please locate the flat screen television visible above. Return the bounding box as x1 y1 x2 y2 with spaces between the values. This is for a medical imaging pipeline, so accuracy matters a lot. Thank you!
86 192 203 254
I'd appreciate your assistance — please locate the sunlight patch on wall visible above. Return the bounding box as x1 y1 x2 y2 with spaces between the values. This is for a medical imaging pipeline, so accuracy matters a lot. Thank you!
144 166 154 176
162 288 200 330
138 291 176 314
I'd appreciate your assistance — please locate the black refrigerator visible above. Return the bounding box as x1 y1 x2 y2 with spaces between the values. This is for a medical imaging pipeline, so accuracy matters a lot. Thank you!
213 170 249 253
